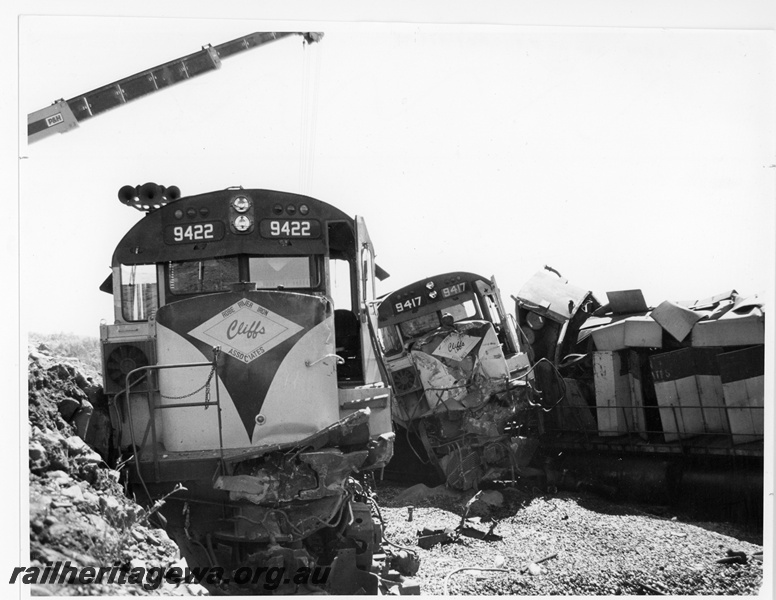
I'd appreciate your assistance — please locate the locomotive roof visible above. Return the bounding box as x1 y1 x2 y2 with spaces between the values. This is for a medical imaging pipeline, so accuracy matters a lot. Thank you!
111 188 354 266
377 271 493 324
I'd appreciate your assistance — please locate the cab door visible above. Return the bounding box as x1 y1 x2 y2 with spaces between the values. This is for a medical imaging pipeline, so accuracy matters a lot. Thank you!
337 216 393 447
355 216 383 383
489 276 523 355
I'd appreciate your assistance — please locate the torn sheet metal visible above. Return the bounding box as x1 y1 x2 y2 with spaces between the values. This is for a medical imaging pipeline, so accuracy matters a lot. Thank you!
732 291 765 312
409 329 529 487
517 268 765 457
220 408 371 467
677 289 738 311
514 267 600 366
583 315 663 350
515 267 596 324
410 350 467 408
409 320 511 413
378 272 539 491
605 289 649 315
214 448 369 504
692 293 766 347
650 301 706 342
580 290 766 351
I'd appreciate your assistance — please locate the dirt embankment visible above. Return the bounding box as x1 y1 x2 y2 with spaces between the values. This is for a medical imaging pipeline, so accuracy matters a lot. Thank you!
26 345 206 596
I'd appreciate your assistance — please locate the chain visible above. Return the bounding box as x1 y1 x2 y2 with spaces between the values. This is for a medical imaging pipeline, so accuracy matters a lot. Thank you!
159 347 220 409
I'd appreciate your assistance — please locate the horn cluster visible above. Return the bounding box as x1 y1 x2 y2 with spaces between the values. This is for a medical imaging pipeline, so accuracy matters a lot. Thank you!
118 182 181 212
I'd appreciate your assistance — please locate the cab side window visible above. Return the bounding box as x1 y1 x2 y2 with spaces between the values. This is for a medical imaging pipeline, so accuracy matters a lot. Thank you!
121 264 158 322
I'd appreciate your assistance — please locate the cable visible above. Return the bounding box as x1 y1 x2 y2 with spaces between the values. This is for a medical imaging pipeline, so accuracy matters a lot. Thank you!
368 495 416 554
405 425 431 465
299 42 310 193
518 357 568 412
298 37 321 194
306 41 322 192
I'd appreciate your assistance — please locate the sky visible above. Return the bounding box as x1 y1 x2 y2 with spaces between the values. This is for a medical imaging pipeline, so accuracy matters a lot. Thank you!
5 1 776 591
12 3 776 339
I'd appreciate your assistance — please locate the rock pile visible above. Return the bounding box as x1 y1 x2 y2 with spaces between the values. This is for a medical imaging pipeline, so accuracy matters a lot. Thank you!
26 345 207 596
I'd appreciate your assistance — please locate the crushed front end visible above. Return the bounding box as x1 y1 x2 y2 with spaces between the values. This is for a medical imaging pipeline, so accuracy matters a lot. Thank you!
377 272 538 490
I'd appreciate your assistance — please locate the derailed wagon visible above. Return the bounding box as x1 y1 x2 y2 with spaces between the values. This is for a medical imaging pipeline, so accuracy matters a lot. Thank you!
513 266 765 523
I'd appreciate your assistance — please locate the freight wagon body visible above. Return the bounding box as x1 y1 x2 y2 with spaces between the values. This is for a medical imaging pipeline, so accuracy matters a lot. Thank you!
514 267 765 524
99 184 396 593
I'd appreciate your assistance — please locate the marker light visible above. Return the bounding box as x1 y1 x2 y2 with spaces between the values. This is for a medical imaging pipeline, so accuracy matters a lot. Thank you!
299 204 309 215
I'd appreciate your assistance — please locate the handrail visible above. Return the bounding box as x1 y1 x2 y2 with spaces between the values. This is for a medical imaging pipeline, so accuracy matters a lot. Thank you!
124 350 221 489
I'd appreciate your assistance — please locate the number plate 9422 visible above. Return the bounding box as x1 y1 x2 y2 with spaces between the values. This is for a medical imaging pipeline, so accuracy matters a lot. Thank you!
260 219 321 239
164 221 225 244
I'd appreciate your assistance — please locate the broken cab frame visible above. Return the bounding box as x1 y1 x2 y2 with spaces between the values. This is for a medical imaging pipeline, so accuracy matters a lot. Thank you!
376 272 537 490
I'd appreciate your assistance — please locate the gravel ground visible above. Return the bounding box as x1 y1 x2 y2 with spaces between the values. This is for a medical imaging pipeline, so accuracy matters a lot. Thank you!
373 482 765 596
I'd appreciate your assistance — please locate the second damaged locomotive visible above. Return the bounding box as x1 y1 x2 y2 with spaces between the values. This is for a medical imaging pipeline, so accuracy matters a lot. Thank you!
99 183 399 594
376 272 536 490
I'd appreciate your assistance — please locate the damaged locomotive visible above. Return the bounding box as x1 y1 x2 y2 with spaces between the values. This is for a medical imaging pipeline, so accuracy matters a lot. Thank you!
99 183 410 594
376 272 537 490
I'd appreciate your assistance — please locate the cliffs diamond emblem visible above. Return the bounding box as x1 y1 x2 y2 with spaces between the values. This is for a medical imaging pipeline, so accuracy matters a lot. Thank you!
432 332 480 361
189 298 303 364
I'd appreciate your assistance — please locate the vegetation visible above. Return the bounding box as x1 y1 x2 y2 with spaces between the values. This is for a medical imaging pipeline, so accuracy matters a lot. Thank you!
28 332 102 376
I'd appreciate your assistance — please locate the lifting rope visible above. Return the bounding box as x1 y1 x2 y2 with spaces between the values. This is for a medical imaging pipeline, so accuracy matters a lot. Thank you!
299 37 322 194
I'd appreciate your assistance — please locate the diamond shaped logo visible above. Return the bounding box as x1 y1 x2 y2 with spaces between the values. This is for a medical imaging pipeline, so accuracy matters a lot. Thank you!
188 298 304 364
432 332 480 361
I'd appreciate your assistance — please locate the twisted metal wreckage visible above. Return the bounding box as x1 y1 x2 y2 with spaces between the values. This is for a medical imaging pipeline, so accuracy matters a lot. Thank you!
511 267 765 519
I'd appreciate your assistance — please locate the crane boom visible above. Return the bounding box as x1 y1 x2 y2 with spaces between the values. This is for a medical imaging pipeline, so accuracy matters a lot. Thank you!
27 31 323 143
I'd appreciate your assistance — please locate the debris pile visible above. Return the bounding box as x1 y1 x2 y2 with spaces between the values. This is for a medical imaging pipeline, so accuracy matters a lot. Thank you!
26 344 206 596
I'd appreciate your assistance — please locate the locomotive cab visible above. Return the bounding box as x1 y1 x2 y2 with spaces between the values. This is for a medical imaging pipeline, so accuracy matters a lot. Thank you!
377 272 531 407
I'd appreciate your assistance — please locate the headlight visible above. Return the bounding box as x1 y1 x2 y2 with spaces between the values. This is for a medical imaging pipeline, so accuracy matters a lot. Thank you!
232 196 251 213
233 215 252 232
